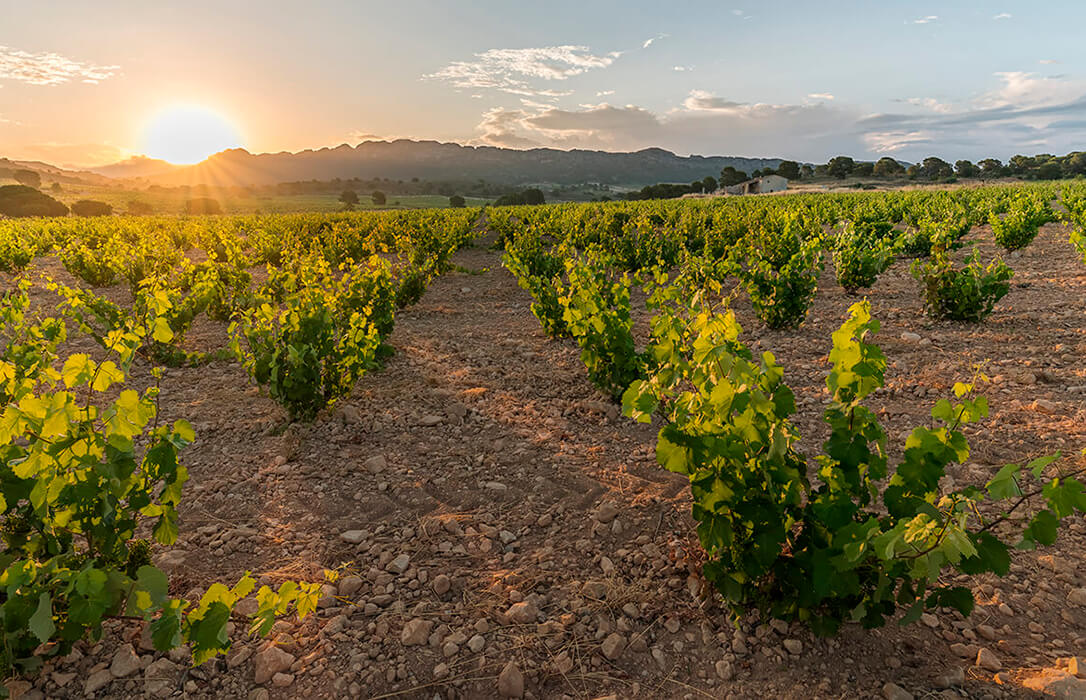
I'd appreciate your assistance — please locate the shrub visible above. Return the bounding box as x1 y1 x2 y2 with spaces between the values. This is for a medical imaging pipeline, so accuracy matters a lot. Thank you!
0 282 321 677
0 185 69 218
625 300 1085 635
231 257 396 421
449 195 466 208
559 250 648 398
184 197 223 215
127 200 155 215
741 235 824 329
71 199 113 217
832 223 894 293
911 248 1013 321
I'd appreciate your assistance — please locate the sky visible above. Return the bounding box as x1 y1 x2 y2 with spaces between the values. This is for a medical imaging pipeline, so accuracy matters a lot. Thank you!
1 0 1084 168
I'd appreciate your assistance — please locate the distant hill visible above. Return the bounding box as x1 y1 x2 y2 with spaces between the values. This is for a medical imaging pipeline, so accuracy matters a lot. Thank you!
134 140 784 188
90 156 178 180
0 158 110 186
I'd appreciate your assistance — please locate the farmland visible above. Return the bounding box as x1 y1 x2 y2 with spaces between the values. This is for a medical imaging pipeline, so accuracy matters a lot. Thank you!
1 181 1086 699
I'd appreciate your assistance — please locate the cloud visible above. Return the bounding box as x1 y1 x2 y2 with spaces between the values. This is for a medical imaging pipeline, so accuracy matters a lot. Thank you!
348 131 382 143
596 90 615 97
0 45 119 86
642 34 668 49
807 93 835 101
857 72 1086 157
993 12 1012 20
426 46 621 96
470 71 1086 162
673 66 693 72
912 15 938 24
1039 59 1059 65
471 91 860 159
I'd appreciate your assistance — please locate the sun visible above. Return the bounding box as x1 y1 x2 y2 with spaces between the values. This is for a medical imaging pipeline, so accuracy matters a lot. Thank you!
142 104 243 165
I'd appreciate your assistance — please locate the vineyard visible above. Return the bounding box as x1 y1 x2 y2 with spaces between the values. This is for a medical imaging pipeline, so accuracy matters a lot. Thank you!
1 182 1085 699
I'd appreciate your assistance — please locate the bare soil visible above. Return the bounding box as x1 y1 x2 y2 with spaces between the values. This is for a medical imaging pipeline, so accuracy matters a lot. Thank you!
15 221 1086 700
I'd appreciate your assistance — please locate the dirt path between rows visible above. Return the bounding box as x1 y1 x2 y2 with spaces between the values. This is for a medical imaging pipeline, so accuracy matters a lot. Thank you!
19 223 1086 700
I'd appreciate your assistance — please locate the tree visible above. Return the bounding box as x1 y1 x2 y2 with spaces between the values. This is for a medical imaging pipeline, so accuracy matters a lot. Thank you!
776 161 800 180
339 190 359 208
127 200 154 215
800 164 815 178
921 157 953 179
826 156 855 179
719 167 748 186
702 175 718 192
955 160 977 178
449 195 466 208
522 188 545 205
1036 161 1063 180
853 162 874 177
12 170 41 189
978 158 1005 178
873 158 903 177
689 180 704 193
184 197 223 215
371 190 386 205
70 200 113 217
0 185 69 217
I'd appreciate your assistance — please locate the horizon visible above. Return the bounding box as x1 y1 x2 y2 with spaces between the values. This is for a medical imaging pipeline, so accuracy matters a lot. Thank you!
3 1 1085 170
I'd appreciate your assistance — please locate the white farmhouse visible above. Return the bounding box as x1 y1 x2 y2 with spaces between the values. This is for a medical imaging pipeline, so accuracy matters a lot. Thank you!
722 174 789 196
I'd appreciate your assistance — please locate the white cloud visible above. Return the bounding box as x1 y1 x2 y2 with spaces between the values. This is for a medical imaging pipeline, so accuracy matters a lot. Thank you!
807 93 835 101
426 46 621 97
1039 59 1059 65
596 90 615 96
673 66 693 72
642 34 668 49
912 15 938 24
0 45 119 86
993 12 1012 20
903 97 953 113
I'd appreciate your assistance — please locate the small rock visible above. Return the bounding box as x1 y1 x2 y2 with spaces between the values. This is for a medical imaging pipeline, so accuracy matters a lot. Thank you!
498 660 524 698
420 415 444 426
783 639 802 655
977 647 1002 672
1031 399 1058 414
364 455 387 473
271 672 294 688
432 574 451 595
505 601 539 624
601 633 626 660
484 481 508 492
900 332 921 342
433 663 449 680
882 682 913 700
935 667 965 689
401 618 434 646
110 644 142 678
1068 588 1086 607
254 645 295 685
84 670 112 695
715 660 735 681
340 530 366 544
595 501 619 524
468 634 486 653
386 553 411 574
144 658 181 699
1023 668 1086 698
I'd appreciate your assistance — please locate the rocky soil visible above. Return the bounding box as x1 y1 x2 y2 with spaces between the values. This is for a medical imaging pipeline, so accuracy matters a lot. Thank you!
9 222 1086 700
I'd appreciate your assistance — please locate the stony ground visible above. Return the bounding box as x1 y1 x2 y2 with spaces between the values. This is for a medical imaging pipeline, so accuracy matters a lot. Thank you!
10 221 1086 700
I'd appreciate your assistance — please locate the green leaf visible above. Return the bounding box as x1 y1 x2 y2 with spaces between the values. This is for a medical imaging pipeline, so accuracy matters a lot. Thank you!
29 592 56 643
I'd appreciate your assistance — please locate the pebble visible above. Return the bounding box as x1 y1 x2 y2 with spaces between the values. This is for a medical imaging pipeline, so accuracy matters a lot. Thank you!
340 530 366 544
935 666 965 688
401 618 434 646
783 639 802 655
432 574 451 595
254 646 295 685
364 455 387 473
1068 588 1086 607
498 660 524 698
715 660 735 681
468 634 486 653
110 644 141 678
386 553 411 574
900 332 922 342
882 682 913 700
977 647 1003 672
505 601 539 624
601 633 626 660
595 501 619 523
84 670 112 695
